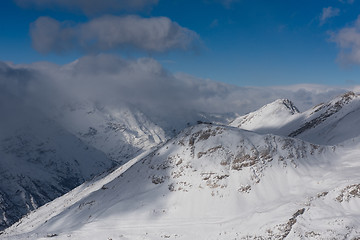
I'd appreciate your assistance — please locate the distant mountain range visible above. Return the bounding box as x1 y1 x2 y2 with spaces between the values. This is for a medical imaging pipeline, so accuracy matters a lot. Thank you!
2 92 360 239
230 91 360 145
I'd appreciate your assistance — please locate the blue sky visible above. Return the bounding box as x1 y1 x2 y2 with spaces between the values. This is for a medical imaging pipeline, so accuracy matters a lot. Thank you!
1 0 360 86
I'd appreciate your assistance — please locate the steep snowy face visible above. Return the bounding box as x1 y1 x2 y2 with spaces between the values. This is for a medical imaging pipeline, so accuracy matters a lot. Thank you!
231 92 360 145
50 101 237 163
4 124 351 240
0 89 231 232
229 99 299 134
52 102 167 163
0 99 115 231
287 91 360 144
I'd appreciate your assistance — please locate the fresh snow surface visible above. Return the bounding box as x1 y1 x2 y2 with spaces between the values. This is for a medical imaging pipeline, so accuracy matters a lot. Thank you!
230 92 360 145
50 100 234 163
51 101 167 163
0 98 115 230
229 99 300 134
3 124 360 239
0 95 231 231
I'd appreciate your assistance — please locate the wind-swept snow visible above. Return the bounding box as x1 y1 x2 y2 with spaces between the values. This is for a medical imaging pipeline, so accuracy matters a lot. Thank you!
229 98 300 135
3 92 360 239
231 92 360 145
52 101 167 163
0 92 230 231
0 97 115 230
3 124 360 239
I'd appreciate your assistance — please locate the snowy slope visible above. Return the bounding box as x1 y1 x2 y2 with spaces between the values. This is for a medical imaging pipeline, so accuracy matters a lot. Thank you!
49 100 236 163
230 92 360 145
288 91 360 144
4 124 360 239
229 99 300 134
52 101 167 163
0 90 231 231
0 97 115 230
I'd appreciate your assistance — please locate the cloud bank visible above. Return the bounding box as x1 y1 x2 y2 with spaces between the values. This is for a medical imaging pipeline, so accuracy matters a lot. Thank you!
30 16 199 54
15 0 158 15
330 15 360 65
0 55 353 131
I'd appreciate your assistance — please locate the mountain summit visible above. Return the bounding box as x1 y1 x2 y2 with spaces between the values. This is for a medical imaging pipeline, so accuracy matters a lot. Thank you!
230 98 299 134
231 92 360 145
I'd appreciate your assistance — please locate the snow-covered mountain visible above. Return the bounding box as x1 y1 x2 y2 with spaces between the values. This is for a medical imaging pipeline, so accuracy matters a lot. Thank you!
47 100 234 164
3 91 360 239
229 98 300 134
230 91 360 145
287 91 360 144
0 91 233 231
3 124 360 239
0 90 236 230
52 101 167 163
0 96 116 230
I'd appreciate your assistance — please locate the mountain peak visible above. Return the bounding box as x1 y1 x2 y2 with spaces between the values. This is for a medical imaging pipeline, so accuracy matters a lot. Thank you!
287 91 360 142
340 91 356 99
229 98 299 131
276 99 300 114
249 98 300 118
331 91 357 107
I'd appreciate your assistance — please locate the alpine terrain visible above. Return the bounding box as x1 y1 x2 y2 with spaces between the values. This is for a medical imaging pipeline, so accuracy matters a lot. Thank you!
2 92 360 239
0 95 116 230
230 91 360 145
0 94 230 230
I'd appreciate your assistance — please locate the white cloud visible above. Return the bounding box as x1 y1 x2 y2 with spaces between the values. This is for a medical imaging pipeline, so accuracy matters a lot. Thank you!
210 19 219 28
30 16 200 54
15 0 158 15
330 16 360 65
218 0 239 8
339 0 355 4
320 7 340 26
0 55 353 131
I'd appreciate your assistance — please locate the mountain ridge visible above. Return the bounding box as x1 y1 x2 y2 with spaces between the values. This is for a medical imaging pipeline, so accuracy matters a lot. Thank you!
2 92 360 239
4 124 359 239
231 91 360 145
229 98 299 133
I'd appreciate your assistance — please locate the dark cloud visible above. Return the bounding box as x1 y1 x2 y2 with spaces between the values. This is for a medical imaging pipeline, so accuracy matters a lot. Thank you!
30 16 200 54
15 0 159 15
